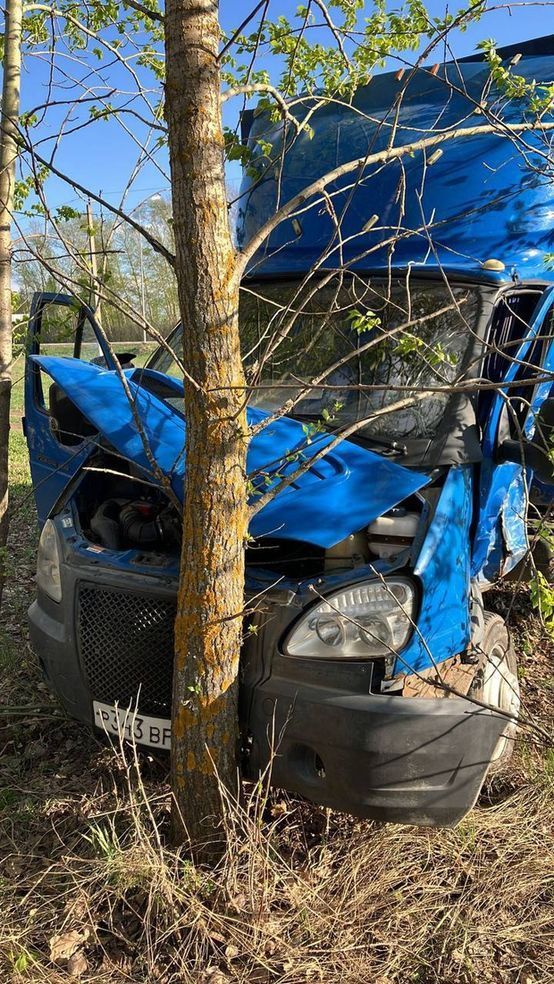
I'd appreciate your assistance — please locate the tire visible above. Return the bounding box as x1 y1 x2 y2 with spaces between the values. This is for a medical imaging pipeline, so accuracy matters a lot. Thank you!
469 613 520 774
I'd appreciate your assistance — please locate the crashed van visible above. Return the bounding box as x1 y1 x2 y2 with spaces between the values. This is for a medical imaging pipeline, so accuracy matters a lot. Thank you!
25 36 553 826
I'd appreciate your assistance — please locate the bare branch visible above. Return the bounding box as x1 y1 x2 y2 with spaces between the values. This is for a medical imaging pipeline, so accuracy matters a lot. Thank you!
218 0 268 62
15 133 175 267
121 0 163 23
221 84 301 133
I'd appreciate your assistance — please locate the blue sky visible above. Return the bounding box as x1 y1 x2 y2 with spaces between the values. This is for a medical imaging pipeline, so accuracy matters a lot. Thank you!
14 1 553 219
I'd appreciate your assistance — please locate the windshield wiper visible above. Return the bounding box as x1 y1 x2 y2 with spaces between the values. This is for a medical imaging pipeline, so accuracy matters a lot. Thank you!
354 435 408 457
288 413 408 457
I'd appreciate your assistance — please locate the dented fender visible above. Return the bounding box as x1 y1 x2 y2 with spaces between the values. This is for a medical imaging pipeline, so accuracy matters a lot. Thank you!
393 466 474 677
29 355 431 548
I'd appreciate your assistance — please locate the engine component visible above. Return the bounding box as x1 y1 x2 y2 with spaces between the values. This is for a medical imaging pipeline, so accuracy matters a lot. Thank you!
118 500 165 548
367 508 420 560
325 532 369 571
119 500 181 549
90 498 127 550
89 497 181 551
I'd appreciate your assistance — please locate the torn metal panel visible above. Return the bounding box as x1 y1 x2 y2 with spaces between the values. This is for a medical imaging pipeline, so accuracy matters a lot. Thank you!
472 285 554 581
30 355 431 548
472 459 523 582
500 470 529 575
394 466 473 676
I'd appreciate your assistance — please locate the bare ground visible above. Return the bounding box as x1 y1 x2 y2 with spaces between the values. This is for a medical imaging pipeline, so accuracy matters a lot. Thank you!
1 433 552 984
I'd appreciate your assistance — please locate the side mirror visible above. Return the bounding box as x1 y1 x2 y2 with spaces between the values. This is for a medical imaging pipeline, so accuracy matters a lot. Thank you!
497 397 554 484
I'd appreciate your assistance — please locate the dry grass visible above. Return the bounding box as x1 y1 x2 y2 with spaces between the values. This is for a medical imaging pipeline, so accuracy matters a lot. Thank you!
0 745 553 984
1 433 553 984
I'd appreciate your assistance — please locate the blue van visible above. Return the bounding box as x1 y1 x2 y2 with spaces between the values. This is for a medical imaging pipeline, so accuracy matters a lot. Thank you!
24 36 553 826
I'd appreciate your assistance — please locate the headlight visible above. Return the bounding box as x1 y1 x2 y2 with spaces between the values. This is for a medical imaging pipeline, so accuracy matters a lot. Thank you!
285 578 415 659
36 519 62 602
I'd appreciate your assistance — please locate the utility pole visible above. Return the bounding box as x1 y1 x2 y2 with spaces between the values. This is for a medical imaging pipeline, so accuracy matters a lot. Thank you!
86 199 101 326
0 0 23 607
139 233 147 343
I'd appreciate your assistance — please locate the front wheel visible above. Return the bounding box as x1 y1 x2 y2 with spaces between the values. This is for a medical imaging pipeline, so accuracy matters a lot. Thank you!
469 613 520 773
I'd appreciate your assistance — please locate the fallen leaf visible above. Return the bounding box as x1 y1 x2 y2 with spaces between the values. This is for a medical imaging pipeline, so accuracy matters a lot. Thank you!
49 929 89 963
67 950 88 977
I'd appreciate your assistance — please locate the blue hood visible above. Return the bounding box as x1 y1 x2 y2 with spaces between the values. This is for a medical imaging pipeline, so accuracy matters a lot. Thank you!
32 356 431 548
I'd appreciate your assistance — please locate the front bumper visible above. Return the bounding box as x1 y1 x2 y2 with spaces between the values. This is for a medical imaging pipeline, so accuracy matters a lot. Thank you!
30 544 504 827
244 675 502 826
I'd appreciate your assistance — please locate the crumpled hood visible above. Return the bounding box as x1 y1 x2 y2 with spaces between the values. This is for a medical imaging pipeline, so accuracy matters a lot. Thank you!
33 356 431 547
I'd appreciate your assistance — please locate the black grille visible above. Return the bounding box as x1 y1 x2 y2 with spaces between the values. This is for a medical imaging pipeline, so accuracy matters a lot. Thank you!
77 585 176 715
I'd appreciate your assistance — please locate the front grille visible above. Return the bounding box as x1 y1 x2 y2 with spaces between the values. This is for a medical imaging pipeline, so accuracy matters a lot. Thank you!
77 584 176 715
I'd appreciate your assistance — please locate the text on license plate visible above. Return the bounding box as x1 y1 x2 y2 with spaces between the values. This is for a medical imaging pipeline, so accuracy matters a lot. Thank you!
93 701 171 749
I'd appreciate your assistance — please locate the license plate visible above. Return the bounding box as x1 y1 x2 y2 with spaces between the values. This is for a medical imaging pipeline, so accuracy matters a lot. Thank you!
93 701 171 750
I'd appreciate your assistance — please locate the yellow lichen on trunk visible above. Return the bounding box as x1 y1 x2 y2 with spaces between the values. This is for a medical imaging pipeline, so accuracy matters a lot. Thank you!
165 0 248 854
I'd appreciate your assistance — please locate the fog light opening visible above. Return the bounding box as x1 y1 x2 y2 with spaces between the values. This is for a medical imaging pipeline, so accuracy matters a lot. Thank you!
314 753 326 779
289 744 327 783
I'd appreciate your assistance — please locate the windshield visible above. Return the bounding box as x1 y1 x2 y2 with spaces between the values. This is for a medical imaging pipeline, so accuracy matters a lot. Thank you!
148 278 485 461
242 280 481 443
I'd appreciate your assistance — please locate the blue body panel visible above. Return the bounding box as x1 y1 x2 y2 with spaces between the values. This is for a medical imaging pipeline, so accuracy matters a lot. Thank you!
25 410 95 526
29 355 431 548
395 466 473 676
237 42 554 281
472 286 554 580
23 292 116 515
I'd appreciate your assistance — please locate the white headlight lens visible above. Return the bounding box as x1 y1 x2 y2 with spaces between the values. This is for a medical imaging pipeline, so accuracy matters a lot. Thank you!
36 519 62 602
285 579 415 659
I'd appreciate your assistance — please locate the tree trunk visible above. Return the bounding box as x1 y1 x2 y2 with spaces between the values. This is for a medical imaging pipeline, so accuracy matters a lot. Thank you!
165 0 247 853
0 0 23 607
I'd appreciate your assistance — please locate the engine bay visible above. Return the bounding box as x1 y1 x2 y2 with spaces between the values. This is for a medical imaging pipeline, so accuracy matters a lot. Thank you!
73 450 429 577
73 453 182 555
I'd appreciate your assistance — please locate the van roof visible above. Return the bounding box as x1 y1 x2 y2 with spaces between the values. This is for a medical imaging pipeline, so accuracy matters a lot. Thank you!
237 35 554 284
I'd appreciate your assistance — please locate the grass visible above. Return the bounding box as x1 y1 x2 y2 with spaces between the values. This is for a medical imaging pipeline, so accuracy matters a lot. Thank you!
0 737 553 983
0 407 553 982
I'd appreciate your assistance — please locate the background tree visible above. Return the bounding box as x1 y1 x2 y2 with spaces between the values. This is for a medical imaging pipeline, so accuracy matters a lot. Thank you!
0 0 172 608
0 0 22 605
14 196 178 339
